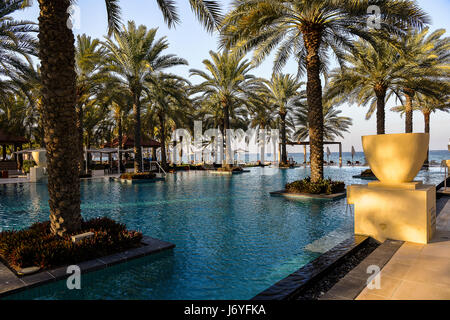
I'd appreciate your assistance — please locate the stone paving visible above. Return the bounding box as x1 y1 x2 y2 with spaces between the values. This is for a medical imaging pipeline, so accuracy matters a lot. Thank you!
320 196 450 300
356 196 450 300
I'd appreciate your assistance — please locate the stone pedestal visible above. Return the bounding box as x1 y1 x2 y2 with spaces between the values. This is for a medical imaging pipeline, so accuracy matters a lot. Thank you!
30 167 46 182
348 183 436 244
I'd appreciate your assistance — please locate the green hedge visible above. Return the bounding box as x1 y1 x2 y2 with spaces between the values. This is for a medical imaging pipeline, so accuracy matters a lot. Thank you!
0 217 142 271
285 177 345 195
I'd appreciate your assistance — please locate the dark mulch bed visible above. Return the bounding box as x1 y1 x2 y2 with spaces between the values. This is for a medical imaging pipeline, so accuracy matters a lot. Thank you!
0 217 142 274
294 238 380 300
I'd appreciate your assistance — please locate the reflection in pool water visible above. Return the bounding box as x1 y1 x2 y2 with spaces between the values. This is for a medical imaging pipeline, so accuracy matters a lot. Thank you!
0 166 445 299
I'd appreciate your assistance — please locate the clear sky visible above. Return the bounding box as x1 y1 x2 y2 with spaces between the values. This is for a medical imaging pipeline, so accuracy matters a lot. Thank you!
12 0 450 152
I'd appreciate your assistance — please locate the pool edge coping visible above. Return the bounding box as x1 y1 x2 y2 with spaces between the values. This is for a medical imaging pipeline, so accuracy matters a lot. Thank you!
318 239 404 300
251 234 370 300
0 236 175 298
269 190 346 200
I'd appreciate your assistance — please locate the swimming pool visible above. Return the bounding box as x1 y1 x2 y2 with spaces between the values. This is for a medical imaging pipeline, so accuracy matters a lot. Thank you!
0 166 445 299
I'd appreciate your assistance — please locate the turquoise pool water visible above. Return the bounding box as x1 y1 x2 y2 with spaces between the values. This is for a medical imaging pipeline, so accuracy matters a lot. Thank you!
0 166 445 299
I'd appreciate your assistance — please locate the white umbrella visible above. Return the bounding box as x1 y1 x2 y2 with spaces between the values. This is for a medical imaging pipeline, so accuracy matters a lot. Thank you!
326 147 331 163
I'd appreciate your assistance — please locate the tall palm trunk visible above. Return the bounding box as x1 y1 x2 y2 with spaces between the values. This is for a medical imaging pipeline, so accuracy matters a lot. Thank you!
280 112 288 164
423 110 430 166
222 99 232 168
37 99 46 147
374 85 386 134
303 27 324 182
404 89 414 133
117 112 123 169
38 0 81 236
259 124 265 164
86 132 92 169
132 89 142 173
76 102 83 174
158 113 168 169
178 136 183 164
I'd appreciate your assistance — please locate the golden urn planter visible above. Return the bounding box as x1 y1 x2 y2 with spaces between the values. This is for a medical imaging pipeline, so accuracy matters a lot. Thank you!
362 133 429 184
349 133 435 244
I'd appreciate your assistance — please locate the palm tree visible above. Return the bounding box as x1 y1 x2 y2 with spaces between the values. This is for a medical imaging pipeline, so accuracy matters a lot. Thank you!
75 34 107 173
294 105 353 142
102 21 188 172
144 74 192 169
395 28 450 133
190 50 258 168
325 39 403 134
392 93 449 165
0 0 38 127
220 0 429 182
0 93 30 140
36 0 221 236
260 73 304 165
108 84 133 169
0 1 37 79
3 61 43 147
247 92 277 164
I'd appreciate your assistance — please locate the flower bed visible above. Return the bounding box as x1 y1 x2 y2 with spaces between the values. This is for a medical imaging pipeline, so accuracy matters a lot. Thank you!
285 177 345 195
0 217 142 273
119 172 156 180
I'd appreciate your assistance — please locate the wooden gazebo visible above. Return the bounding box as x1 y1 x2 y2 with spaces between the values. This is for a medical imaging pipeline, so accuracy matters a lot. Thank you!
0 130 28 170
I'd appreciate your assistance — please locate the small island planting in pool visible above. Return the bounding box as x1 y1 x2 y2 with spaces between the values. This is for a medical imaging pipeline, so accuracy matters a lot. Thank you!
119 172 157 180
0 217 142 274
217 167 244 172
285 177 345 195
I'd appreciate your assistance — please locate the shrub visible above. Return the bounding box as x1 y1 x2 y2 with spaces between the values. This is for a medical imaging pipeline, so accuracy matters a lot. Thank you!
119 172 156 180
0 217 142 272
285 177 345 195
22 160 36 173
